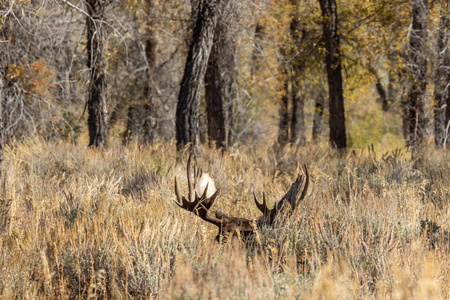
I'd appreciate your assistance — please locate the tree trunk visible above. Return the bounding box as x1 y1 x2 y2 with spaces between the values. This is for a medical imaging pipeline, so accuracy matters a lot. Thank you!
406 0 428 152
226 86 234 147
176 0 219 150
387 53 398 109
401 91 409 139
396 56 410 140
204 3 237 150
251 22 265 79
387 73 395 107
291 86 306 146
318 0 347 149
0 12 10 177
312 85 325 142
205 46 226 149
86 0 108 147
143 0 157 145
278 51 290 147
123 105 143 144
0 75 4 176
289 6 306 146
434 0 449 147
369 65 389 111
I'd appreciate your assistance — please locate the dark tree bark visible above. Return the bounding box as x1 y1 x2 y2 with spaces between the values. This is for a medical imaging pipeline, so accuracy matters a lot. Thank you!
401 91 409 139
123 1 157 145
0 71 5 177
278 51 290 147
251 22 265 79
405 0 428 152
318 0 347 149
312 85 326 142
205 2 237 150
387 72 396 108
396 55 410 140
86 0 108 147
369 65 389 111
205 46 226 149
176 0 220 150
55 44 76 107
386 52 399 108
123 105 143 144
0 12 10 177
434 0 450 147
291 86 306 146
143 0 157 145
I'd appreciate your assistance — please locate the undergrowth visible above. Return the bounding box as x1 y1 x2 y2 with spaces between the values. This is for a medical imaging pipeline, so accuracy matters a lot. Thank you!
0 138 449 299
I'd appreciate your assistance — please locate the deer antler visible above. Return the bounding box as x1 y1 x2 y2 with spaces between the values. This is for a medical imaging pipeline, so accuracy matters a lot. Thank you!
174 154 222 228
173 154 310 240
253 165 309 225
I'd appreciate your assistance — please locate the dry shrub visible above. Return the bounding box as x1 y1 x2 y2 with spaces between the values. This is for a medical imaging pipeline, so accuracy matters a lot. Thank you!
0 138 449 299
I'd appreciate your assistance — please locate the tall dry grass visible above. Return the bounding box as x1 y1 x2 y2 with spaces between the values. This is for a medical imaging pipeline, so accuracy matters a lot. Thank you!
0 138 449 299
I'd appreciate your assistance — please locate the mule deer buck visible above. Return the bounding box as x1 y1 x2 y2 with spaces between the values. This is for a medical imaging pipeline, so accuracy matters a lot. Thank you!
174 154 309 241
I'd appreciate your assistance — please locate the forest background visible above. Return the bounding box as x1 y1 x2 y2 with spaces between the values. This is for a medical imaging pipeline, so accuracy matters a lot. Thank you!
2 0 447 153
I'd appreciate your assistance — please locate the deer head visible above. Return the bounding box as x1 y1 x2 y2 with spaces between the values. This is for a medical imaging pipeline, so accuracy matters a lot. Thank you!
173 154 309 241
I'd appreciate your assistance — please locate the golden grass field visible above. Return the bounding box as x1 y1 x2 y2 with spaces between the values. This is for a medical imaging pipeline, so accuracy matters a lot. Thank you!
0 138 449 299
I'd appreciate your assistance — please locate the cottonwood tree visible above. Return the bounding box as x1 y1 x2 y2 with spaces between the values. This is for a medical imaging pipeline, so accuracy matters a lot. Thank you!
312 83 326 142
250 22 265 79
176 0 222 150
277 48 290 147
86 0 108 147
205 39 227 149
205 1 238 150
405 0 428 152
122 0 158 145
0 6 8 175
368 65 389 111
0 1 74 154
142 0 158 145
318 0 346 149
434 0 450 147
277 1 309 147
0 74 4 176
289 2 307 147
0 0 47 172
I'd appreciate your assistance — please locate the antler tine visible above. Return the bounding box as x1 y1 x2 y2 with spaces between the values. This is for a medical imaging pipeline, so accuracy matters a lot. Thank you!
254 191 268 214
197 182 221 209
200 182 209 199
207 188 220 207
173 152 224 229
285 174 303 210
263 165 310 225
269 202 278 225
194 167 203 188
254 191 280 225
193 164 197 180
193 153 202 180
174 177 183 204
187 153 196 202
